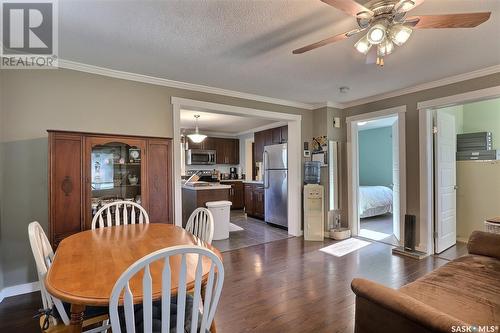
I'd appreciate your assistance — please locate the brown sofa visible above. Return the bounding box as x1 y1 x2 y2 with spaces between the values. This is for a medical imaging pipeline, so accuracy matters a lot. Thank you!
351 231 500 333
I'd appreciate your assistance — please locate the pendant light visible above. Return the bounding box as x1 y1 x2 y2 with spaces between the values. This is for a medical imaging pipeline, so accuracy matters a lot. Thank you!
187 115 207 143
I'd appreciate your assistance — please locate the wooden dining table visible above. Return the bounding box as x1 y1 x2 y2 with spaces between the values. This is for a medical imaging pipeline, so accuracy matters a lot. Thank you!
45 223 222 333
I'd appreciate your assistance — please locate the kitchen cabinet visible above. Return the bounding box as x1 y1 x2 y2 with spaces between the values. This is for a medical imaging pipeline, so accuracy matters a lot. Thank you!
224 181 244 209
244 183 265 220
182 187 229 227
214 138 239 165
187 137 239 165
186 137 215 150
48 130 173 248
254 131 265 163
253 126 288 163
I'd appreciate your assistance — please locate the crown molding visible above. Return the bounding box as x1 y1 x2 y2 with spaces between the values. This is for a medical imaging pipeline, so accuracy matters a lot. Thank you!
310 101 345 110
341 65 500 109
57 59 500 112
236 121 288 136
57 59 317 110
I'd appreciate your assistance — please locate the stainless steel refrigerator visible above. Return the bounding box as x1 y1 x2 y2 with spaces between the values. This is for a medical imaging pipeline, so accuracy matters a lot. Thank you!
263 143 288 228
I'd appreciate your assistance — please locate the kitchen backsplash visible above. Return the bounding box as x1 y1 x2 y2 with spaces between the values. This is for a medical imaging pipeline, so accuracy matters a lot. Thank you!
186 164 241 174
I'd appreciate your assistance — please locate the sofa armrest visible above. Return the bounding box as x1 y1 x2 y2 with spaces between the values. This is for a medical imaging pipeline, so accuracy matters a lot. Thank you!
467 231 500 260
351 278 466 333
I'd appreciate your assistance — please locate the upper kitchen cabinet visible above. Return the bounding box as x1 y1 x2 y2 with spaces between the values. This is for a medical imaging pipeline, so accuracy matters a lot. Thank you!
48 130 173 248
214 138 239 165
186 137 215 150
185 136 239 165
254 131 265 163
254 126 288 162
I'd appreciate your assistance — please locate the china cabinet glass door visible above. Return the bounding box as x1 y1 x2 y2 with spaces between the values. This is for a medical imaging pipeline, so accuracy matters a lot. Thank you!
86 137 147 228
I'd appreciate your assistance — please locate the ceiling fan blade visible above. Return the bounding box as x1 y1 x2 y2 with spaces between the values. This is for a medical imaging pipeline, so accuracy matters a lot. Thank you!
365 47 377 64
407 12 491 29
293 30 358 54
321 0 373 18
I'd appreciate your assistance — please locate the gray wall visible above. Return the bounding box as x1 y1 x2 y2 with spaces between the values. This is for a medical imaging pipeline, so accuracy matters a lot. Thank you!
0 68 313 288
343 72 500 247
311 106 346 229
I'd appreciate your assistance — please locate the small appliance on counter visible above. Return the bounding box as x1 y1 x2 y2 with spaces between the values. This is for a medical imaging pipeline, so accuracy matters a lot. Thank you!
229 167 238 179
255 162 263 181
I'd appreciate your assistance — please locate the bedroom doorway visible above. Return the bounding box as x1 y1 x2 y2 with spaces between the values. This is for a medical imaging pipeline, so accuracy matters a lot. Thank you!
347 106 406 247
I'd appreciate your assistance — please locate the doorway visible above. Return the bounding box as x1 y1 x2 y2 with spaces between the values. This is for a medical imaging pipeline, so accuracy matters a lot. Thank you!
418 86 500 255
347 106 406 246
430 96 500 253
171 97 303 238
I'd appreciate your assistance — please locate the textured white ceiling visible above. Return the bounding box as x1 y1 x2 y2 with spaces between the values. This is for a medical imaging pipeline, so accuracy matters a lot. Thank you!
59 0 500 105
180 110 271 134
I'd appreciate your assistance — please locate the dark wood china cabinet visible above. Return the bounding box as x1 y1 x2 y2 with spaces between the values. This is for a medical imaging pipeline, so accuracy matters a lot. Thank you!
48 130 173 247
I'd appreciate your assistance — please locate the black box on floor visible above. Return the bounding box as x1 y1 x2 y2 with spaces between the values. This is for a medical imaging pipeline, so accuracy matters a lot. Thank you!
404 215 416 251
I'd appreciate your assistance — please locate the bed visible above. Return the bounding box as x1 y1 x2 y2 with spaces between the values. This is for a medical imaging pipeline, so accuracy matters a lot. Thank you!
359 186 393 218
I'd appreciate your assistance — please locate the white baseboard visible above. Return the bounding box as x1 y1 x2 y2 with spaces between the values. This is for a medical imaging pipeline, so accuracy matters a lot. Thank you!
0 281 40 303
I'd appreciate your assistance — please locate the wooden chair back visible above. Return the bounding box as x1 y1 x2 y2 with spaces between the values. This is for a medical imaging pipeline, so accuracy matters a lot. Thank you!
185 208 214 244
92 201 149 229
109 245 224 333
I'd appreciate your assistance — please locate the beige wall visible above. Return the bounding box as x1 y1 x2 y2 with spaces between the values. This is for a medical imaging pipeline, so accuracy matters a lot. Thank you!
343 73 500 247
0 68 313 288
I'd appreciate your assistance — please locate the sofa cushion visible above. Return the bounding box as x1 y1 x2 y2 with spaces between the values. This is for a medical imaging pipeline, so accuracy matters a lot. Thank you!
399 255 500 325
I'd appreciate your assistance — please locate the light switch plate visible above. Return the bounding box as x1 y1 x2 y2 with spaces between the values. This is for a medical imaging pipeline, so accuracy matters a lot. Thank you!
333 117 341 128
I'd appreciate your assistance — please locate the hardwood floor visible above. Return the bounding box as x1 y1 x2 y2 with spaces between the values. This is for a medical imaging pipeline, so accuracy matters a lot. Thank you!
0 236 460 333
359 213 399 246
212 210 292 252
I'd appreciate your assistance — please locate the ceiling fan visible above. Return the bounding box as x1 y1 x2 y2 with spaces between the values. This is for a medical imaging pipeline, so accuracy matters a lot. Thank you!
292 0 491 66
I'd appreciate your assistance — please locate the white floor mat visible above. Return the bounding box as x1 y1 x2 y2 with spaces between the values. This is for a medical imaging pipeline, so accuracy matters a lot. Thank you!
359 229 391 241
229 223 244 232
320 238 371 257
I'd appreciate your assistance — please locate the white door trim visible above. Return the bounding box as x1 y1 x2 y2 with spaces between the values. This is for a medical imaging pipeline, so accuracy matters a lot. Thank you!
418 86 500 254
346 106 407 244
171 97 303 237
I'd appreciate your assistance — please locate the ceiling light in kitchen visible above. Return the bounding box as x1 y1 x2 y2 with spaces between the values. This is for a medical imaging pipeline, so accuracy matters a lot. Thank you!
187 115 207 143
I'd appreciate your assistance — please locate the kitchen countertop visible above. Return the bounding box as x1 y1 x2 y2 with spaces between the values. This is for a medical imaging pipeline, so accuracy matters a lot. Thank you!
242 180 264 184
182 183 231 191
219 179 264 184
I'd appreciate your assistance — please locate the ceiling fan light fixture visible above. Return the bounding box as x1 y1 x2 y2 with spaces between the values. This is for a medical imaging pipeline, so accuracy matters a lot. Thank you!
390 24 413 46
187 114 207 143
396 0 416 13
367 22 387 45
377 39 394 57
354 35 372 54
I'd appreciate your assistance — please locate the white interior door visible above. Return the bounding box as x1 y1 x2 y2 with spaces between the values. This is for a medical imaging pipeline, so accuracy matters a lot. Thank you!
434 112 457 253
392 120 400 241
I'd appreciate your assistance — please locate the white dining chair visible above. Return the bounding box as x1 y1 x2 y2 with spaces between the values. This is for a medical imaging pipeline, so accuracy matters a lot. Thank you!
185 208 215 244
109 245 224 333
92 201 149 229
28 221 110 333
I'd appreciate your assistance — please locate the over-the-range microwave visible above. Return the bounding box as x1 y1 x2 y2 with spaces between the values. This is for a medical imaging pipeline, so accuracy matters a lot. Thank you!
186 149 216 165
